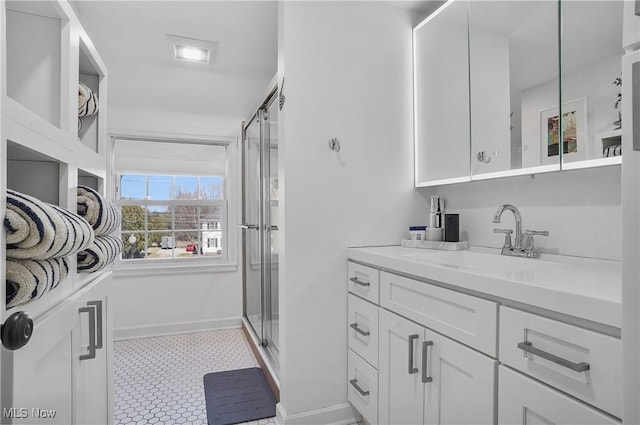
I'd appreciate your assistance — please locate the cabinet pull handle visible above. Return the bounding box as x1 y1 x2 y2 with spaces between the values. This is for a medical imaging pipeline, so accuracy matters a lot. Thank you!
408 334 419 374
349 277 370 287
636 0 640 16
517 341 590 373
350 323 370 336
79 306 97 361
87 300 103 350
349 379 370 396
634 62 640 151
422 340 433 383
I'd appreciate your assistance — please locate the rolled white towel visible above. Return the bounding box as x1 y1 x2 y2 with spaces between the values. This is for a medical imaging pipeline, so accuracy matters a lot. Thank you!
77 235 123 273
77 185 120 237
6 257 69 309
78 81 98 117
5 189 95 260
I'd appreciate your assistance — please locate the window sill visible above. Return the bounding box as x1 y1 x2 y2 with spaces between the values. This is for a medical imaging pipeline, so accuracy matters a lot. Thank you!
113 259 238 278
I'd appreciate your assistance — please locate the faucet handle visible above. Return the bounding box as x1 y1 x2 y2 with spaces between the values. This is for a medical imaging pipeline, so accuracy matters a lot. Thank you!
523 230 549 257
494 228 513 249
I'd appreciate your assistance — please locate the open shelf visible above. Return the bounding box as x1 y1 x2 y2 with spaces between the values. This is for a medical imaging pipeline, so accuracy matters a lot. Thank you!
78 168 102 191
7 140 62 205
5 1 65 130
78 37 103 154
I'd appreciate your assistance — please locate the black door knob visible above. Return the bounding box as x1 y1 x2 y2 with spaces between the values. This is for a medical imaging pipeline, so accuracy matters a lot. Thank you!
1 311 33 351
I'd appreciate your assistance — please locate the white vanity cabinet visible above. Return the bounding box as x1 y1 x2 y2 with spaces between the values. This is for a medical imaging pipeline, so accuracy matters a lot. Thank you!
378 308 495 425
346 251 622 425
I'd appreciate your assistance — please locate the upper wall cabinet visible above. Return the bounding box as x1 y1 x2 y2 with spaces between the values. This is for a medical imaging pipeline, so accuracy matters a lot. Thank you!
414 0 624 187
414 0 470 186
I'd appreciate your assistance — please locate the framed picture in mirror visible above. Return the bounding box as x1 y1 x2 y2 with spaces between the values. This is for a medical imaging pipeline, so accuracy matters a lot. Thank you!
539 97 587 165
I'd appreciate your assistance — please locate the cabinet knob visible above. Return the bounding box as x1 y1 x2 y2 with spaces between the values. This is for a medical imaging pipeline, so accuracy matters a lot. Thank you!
1 311 34 351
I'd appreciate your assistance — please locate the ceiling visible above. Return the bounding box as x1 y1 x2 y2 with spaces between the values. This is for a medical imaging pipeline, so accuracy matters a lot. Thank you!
74 1 279 129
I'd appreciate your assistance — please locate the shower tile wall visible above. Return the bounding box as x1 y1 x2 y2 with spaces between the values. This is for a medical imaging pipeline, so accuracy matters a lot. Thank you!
114 328 276 425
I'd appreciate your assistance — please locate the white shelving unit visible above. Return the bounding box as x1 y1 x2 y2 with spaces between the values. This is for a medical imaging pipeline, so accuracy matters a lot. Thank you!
1 1 113 423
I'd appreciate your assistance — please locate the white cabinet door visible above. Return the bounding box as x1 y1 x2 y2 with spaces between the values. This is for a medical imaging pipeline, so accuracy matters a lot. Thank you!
379 309 425 425
4 299 77 424
74 272 112 425
424 331 496 425
499 366 619 425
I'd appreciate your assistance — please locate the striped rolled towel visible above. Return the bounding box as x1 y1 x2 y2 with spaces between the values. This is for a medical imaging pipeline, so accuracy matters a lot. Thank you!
77 185 120 237
6 257 69 309
77 235 123 273
78 81 98 117
6 189 94 260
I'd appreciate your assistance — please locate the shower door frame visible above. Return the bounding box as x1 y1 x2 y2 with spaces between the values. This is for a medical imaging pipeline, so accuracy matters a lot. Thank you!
241 85 279 372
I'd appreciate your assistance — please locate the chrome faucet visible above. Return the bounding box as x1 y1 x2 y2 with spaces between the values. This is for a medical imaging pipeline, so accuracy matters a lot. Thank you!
492 204 549 258
493 204 523 250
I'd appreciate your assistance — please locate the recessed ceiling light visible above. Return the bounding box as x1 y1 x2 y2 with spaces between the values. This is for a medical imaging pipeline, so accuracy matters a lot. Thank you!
167 34 218 65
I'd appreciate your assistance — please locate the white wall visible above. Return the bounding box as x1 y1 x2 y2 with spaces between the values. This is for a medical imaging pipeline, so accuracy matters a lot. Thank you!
111 269 242 339
277 2 428 422
420 165 622 261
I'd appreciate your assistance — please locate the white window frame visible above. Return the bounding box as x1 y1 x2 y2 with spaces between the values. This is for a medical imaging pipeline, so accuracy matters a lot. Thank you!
110 134 238 275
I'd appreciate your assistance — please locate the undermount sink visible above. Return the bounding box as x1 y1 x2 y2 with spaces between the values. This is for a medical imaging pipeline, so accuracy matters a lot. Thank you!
399 247 561 274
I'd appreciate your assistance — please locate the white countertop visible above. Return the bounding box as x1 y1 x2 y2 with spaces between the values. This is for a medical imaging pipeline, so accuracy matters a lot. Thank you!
347 245 621 329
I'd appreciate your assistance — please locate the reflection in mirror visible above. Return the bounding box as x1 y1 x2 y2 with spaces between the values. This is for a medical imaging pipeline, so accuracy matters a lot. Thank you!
414 0 470 186
469 0 559 178
560 1 623 169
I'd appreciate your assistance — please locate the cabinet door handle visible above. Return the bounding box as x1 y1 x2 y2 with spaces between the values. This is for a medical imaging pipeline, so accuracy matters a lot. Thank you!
79 306 97 361
87 300 103 350
408 334 419 374
422 340 433 383
634 62 640 151
349 379 370 396
350 323 370 336
349 277 370 287
636 0 640 16
517 341 590 373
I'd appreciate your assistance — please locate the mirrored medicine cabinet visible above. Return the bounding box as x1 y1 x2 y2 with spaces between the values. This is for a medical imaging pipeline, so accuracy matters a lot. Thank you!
414 0 624 187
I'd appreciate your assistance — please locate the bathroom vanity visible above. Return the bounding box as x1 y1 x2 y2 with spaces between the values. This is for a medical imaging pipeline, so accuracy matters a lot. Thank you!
346 246 621 425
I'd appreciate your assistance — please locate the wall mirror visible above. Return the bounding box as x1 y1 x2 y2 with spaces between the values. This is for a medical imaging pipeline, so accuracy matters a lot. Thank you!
414 0 470 185
560 0 624 169
414 0 624 187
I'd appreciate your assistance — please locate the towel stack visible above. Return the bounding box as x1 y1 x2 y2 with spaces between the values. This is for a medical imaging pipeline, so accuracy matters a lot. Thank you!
5 189 94 309
76 186 122 273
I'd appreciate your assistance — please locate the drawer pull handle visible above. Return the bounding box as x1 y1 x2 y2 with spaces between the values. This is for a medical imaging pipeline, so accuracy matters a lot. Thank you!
350 277 370 287
350 323 370 336
517 341 590 373
408 334 419 374
349 379 370 396
422 340 433 383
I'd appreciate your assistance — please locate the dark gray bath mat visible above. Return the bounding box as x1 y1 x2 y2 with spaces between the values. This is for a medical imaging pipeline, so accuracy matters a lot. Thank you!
204 367 276 425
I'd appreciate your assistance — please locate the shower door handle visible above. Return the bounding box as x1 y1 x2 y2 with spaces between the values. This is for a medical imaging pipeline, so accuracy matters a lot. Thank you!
240 224 259 230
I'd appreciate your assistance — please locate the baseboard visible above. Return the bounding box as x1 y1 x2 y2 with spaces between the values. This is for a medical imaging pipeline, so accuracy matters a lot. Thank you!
275 402 359 425
113 317 242 340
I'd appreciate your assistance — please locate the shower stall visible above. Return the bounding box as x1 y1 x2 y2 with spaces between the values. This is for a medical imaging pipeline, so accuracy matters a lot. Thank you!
241 85 279 375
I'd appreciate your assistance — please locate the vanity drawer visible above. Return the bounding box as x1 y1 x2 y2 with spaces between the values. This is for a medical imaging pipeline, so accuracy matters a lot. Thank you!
499 366 620 425
500 307 622 418
380 271 497 356
348 293 379 368
347 348 378 425
348 262 379 304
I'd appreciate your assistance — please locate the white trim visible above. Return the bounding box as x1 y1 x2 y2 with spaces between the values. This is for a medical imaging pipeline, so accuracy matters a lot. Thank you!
110 130 235 145
415 176 471 187
112 261 237 277
275 402 358 425
113 317 242 341
470 164 561 181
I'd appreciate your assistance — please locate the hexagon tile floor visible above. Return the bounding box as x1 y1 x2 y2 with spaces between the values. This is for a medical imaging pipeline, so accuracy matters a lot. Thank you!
114 328 277 425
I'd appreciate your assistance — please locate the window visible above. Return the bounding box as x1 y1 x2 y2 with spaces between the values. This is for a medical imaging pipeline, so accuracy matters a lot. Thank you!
119 174 226 261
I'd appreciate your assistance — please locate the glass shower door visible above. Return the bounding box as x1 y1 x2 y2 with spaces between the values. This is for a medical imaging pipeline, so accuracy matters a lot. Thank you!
242 113 263 343
263 95 279 362
242 90 279 369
